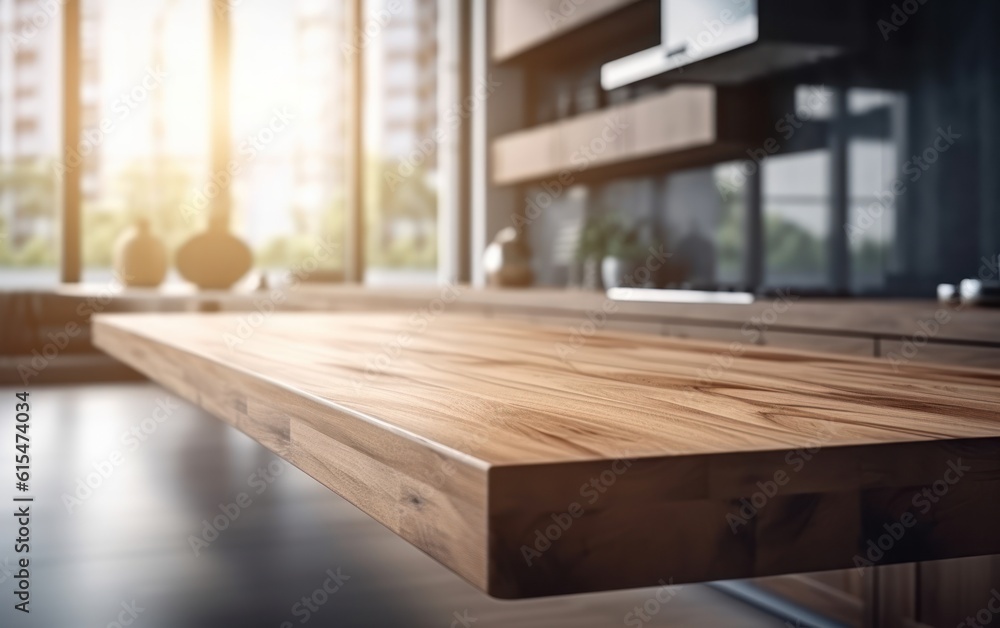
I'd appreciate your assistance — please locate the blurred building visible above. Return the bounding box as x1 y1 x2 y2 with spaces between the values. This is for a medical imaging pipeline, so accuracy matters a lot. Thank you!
293 0 346 219
80 0 102 201
0 0 63 247
381 0 437 163
369 0 438 268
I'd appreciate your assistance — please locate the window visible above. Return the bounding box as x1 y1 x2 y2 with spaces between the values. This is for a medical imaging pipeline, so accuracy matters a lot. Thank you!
230 0 347 277
13 117 37 133
77 0 350 283
79 0 210 283
0 0 62 286
0 0 457 288
846 88 903 292
362 0 439 284
663 163 746 288
13 85 37 99
14 49 38 65
848 139 896 291
762 150 831 289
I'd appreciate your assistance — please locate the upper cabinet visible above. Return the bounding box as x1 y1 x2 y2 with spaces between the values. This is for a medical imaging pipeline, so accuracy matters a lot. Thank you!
492 0 642 62
492 85 763 185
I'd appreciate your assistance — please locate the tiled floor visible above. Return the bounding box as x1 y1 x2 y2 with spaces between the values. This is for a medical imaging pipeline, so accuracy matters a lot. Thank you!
0 383 788 627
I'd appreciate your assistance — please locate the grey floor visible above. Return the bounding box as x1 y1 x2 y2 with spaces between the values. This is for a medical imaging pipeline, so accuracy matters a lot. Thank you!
0 383 789 627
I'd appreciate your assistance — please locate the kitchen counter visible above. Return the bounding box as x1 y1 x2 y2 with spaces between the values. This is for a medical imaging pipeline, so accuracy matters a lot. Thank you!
8 283 1000 383
285 285 1000 346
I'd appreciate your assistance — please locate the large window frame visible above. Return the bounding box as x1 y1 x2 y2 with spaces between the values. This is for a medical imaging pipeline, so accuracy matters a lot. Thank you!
58 0 469 285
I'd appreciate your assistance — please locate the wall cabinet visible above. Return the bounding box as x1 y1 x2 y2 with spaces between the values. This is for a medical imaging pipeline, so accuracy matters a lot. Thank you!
492 125 557 185
492 85 751 185
628 86 715 158
492 0 642 62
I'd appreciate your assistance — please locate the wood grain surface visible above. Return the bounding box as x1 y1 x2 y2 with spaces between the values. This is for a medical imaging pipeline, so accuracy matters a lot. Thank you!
93 312 1000 598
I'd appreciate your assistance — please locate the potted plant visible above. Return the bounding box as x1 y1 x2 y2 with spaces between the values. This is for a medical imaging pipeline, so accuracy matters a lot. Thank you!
601 219 665 289
574 215 615 290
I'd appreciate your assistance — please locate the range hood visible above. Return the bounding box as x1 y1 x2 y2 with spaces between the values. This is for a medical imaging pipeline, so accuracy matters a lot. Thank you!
602 0 860 90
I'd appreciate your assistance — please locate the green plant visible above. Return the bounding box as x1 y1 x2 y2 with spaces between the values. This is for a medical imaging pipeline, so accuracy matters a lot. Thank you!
576 215 666 263
575 215 615 262
609 218 665 262
606 226 648 260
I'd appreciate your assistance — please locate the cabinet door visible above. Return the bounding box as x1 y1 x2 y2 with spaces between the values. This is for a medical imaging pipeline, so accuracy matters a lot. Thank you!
553 109 630 172
492 125 557 184
629 86 716 158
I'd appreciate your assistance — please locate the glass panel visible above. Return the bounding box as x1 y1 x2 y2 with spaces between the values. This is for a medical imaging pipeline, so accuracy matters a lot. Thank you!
231 0 347 276
795 85 834 121
713 163 748 285
71 0 348 284
848 138 896 291
662 162 746 288
846 88 904 292
763 150 830 289
363 0 438 284
0 0 63 287
80 0 209 284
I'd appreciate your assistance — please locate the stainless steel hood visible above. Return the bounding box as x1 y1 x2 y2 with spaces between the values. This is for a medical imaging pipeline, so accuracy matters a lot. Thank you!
601 0 857 90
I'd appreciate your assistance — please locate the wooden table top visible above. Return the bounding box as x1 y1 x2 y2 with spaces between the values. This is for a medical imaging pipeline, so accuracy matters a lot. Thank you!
93 312 1000 598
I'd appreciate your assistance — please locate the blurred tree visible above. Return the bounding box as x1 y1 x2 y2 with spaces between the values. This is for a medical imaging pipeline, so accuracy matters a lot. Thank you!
366 159 437 269
82 206 130 268
717 196 744 280
12 235 56 266
256 197 346 271
0 215 9 264
116 159 200 251
852 237 888 278
0 159 58 267
765 214 824 275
